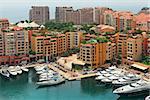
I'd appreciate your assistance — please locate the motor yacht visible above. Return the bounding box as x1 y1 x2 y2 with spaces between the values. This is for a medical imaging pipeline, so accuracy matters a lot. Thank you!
8 66 17 76
113 80 150 96
21 66 29 72
112 75 140 86
101 75 120 83
36 76 65 87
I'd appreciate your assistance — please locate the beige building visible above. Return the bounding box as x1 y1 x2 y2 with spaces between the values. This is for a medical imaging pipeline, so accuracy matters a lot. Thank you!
66 32 82 50
66 10 81 24
94 7 111 24
4 30 29 56
116 33 128 60
106 42 116 61
127 35 142 61
0 31 4 56
79 8 94 24
55 7 73 22
29 6 49 25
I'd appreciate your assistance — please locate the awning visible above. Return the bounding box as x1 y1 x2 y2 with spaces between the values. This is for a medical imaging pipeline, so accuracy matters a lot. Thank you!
131 63 149 70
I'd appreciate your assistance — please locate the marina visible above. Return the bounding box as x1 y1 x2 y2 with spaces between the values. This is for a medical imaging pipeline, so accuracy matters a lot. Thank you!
0 69 147 100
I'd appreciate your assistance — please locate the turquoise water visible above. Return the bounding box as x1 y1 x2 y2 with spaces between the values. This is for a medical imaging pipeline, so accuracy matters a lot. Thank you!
0 69 146 100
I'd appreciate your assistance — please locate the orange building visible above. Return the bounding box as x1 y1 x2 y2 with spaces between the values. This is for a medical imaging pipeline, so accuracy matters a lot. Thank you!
31 35 51 61
79 39 107 68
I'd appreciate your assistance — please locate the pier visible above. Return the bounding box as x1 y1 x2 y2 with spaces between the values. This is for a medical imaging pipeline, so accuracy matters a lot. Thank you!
48 64 97 81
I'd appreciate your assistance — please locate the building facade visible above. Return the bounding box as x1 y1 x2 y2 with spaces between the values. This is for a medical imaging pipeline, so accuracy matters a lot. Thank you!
0 28 30 65
0 18 9 29
29 6 49 25
79 39 107 68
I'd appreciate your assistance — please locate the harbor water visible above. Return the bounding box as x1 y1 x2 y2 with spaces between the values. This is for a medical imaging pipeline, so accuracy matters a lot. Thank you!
0 69 146 100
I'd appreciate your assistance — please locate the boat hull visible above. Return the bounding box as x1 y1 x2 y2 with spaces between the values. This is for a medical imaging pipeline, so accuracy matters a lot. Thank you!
114 89 150 96
37 79 65 88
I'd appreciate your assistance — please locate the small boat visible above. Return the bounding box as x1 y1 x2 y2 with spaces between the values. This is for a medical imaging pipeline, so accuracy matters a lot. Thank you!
16 66 22 74
8 66 17 76
95 75 106 80
0 69 10 78
112 75 140 86
36 77 65 87
21 66 29 72
34 65 47 72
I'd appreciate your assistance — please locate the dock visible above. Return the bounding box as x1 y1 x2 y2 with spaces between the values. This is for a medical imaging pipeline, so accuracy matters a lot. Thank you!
48 64 97 81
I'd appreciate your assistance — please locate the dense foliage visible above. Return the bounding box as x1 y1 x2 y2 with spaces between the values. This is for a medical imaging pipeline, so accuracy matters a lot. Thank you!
45 21 75 32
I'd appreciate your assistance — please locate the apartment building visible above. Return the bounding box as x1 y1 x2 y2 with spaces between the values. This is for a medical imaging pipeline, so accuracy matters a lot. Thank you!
31 35 51 61
79 8 94 24
0 18 9 29
116 33 128 62
66 32 82 50
57 34 67 55
79 39 107 68
0 28 30 65
29 6 49 25
0 31 4 56
126 35 143 62
94 7 112 24
66 10 81 24
55 7 73 22
106 42 116 61
4 30 29 56
103 10 114 26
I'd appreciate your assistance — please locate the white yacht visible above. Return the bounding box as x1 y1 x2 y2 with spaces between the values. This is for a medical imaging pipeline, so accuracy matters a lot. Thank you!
101 75 120 83
95 75 106 80
35 65 47 72
36 76 65 87
21 66 29 72
8 66 17 76
113 80 150 95
0 69 10 78
112 75 140 86
16 66 22 74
